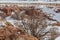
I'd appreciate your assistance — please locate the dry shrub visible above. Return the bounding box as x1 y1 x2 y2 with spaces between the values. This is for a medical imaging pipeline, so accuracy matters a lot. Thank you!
11 7 50 40
0 22 38 40
55 8 60 13
0 5 59 40
52 22 60 26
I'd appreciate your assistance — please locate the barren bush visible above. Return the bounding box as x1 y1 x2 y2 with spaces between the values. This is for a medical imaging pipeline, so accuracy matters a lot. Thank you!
0 5 59 40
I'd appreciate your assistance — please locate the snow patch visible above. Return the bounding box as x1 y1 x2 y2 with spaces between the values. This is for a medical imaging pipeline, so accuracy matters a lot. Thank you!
55 36 60 40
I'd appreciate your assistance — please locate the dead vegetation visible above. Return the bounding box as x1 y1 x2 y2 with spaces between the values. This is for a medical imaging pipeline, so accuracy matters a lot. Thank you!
0 5 59 40
54 8 60 13
52 22 60 26
0 22 38 40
